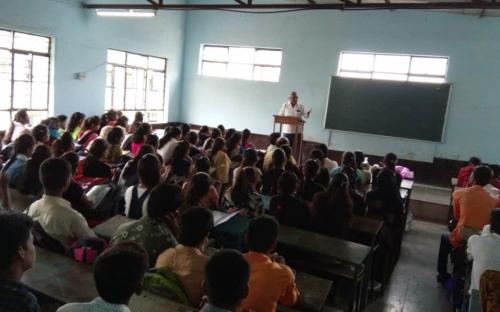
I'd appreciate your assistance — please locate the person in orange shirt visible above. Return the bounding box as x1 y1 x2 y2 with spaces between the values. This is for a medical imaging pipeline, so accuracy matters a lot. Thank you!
239 216 300 312
437 166 500 283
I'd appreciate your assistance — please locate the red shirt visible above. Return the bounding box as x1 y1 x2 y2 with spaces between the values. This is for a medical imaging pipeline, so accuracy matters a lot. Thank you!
457 165 477 187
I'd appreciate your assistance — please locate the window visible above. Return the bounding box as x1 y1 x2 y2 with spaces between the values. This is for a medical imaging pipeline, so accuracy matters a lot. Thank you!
338 52 448 83
0 29 51 129
105 49 167 123
199 45 282 82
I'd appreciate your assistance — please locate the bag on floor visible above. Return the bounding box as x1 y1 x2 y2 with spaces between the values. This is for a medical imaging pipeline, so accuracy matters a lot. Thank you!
67 237 108 264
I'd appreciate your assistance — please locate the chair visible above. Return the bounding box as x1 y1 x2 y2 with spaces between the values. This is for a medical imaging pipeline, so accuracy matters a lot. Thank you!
480 270 500 312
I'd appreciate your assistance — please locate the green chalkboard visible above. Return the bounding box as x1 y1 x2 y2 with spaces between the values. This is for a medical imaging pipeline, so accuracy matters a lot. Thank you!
324 76 451 142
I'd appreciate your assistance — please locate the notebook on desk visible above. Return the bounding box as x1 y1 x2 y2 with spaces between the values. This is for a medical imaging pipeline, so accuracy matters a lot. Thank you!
212 210 240 227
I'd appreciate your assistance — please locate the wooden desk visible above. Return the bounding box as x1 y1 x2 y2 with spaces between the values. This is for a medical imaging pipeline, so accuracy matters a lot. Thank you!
350 216 383 246
93 215 133 239
22 248 97 304
129 291 196 312
294 272 332 312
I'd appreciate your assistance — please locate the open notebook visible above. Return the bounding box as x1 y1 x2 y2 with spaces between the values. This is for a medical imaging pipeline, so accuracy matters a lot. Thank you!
86 184 112 210
212 210 240 227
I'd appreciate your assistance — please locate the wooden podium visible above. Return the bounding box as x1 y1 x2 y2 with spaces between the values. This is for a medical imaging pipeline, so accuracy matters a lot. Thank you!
273 115 305 164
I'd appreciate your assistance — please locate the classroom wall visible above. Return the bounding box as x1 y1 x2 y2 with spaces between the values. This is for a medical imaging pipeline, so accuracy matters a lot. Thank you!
0 0 186 121
180 9 500 163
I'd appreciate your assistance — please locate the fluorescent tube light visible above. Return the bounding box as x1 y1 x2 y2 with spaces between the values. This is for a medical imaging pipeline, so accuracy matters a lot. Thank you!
96 9 156 17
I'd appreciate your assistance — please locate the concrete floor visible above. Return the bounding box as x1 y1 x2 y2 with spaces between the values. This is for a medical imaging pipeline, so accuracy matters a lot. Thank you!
364 220 451 312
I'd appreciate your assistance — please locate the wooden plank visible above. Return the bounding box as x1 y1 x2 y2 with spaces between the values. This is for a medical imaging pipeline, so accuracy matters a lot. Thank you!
350 216 383 238
295 272 332 312
93 215 133 239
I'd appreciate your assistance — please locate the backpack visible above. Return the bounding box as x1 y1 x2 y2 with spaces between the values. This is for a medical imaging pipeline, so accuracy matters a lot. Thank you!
143 267 189 304
67 237 108 264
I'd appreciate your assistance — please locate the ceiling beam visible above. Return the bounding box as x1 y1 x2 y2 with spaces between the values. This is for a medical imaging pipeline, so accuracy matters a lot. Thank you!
234 0 247 4
83 2 500 10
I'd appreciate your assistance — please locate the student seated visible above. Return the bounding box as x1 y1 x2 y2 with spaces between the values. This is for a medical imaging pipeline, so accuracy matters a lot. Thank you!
200 249 250 312
4 134 35 189
67 112 86 140
52 132 74 157
457 157 481 187
82 138 112 179
27 158 96 249
124 154 161 219
181 123 191 141
77 116 100 150
316 144 338 171
330 151 362 182
300 158 325 202
119 145 156 187
312 172 353 239
233 148 262 186
262 132 281 172
155 207 213 306
224 167 263 217
355 150 371 192
262 148 286 196
240 216 300 312
209 138 231 185
111 183 181 265
226 132 242 161
281 145 302 179
489 164 500 189
18 144 52 195
32 124 49 147
269 171 310 230
166 141 192 183
184 172 219 210
159 126 181 163
56 241 148 312
241 128 254 151
437 166 499 283
198 126 210 148
3 109 30 145
202 128 221 151
103 127 125 165
0 212 39 312
61 152 93 214
186 131 201 158
130 122 152 156
467 208 500 293
57 114 68 136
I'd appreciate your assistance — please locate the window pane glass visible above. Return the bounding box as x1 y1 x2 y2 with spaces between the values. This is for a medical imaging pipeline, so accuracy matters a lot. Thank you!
253 66 280 82
0 30 12 49
228 47 255 64
31 82 48 109
14 32 49 54
0 50 12 98
202 46 228 62
13 81 30 109
0 112 11 130
108 50 125 65
339 71 371 79
127 53 148 68
202 62 227 77
32 55 49 83
147 70 164 110
372 73 407 81
27 110 48 126
148 57 165 71
146 110 163 123
408 76 445 83
374 54 410 74
340 53 374 72
113 66 125 109
13 53 31 81
255 50 282 66
410 57 448 76
227 63 253 80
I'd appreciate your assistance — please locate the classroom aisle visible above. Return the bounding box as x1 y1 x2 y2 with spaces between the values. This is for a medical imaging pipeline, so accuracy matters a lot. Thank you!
364 220 450 312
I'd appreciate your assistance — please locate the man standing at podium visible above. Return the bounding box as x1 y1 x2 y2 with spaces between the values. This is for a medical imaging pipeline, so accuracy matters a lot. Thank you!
278 91 311 146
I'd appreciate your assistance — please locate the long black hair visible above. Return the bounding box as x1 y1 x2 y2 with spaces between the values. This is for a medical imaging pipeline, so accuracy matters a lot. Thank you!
3 134 35 171
67 112 85 133
159 126 181 149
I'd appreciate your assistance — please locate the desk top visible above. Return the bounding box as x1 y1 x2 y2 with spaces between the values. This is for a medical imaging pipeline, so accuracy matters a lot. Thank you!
278 225 371 266
129 292 196 312
295 271 332 312
93 215 133 239
350 216 384 237
22 248 97 304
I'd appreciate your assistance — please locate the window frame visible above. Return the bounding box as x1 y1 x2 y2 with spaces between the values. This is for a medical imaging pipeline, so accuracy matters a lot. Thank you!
199 44 283 83
105 49 167 123
0 28 52 125
337 51 449 83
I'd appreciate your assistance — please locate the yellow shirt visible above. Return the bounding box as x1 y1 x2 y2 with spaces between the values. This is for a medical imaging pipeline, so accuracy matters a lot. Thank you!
239 252 299 312
155 244 208 307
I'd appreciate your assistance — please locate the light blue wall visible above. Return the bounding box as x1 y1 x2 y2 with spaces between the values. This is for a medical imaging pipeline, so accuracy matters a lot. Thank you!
0 0 186 121
181 10 500 163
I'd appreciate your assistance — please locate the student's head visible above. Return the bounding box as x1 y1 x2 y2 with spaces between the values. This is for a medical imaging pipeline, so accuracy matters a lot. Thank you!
116 115 129 129
280 145 293 160
14 109 29 124
145 134 158 149
242 128 251 144
469 157 481 166
354 151 364 169
14 134 35 157
278 171 298 195
383 153 398 170
178 207 214 248
316 144 329 158
210 128 221 140
0 212 36 275
132 123 149 144
31 144 52 164
310 149 325 162
195 156 211 174
269 132 280 146
490 165 500 179
204 250 250 311
247 215 279 254
147 184 183 220
211 137 226 156
200 125 210 135
472 166 493 186
186 131 198 146
61 151 79 175
40 158 71 195
159 126 181 148
133 112 143 124
224 128 236 142
32 124 49 143
232 167 260 203
172 141 190 161
52 132 74 157
276 137 289 147
93 241 148 305
490 208 500 234
57 114 68 129
271 148 286 170
328 172 350 194
226 132 241 152
241 148 258 167
181 123 191 138
133 144 155 164
304 158 320 180
138 154 161 189
186 172 212 206
67 112 85 131
106 127 124 146
217 124 226 136
341 151 356 169
89 138 109 160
